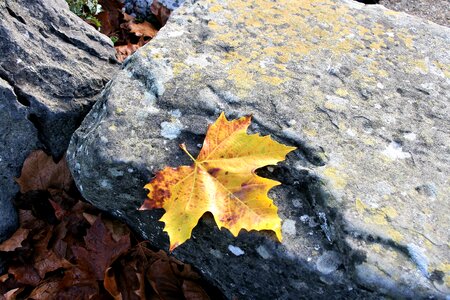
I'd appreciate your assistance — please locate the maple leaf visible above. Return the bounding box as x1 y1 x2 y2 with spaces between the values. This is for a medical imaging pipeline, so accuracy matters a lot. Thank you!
141 112 296 251
15 150 73 193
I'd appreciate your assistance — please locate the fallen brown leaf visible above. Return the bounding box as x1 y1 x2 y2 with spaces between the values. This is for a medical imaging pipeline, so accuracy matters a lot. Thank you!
150 0 172 26
15 151 72 193
127 21 158 38
72 218 130 280
115 43 141 62
0 229 29 252
104 267 122 300
97 0 124 36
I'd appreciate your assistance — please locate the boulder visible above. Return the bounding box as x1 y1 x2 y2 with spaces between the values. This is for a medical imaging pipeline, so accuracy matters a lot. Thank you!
68 0 450 298
0 0 118 241
0 78 39 243
124 0 183 17
0 0 118 159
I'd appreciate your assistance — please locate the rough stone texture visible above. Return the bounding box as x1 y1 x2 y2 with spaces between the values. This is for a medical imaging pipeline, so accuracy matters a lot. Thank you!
379 0 450 27
69 0 450 298
0 0 118 242
0 0 118 159
0 79 40 243
124 0 184 17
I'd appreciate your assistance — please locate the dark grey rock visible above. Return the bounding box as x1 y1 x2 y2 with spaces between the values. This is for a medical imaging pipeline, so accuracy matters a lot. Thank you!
0 0 118 159
0 0 118 243
0 78 39 242
68 0 450 298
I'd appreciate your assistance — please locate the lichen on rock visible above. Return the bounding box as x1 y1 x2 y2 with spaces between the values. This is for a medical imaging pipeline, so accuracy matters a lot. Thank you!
68 0 450 298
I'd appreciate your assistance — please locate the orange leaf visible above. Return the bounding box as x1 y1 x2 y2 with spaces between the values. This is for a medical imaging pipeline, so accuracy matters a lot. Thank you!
128 21 158 38
141 112 296 250
104 267 122 300
115 43 140 62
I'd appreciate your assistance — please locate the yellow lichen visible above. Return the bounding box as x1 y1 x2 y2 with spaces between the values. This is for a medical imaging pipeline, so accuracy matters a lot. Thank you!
381 206 398 219
303 128 317 137
387 228 403 242
323 167 347 189
335 88 349 97
364 213 388 225
355 198 367 213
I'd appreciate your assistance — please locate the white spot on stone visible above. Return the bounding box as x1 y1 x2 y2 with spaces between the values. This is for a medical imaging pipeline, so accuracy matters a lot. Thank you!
210 249 223 259
374 103 382 109
282 219 296 236
228 245 245 256
100 136 108 143
79 184 83 192
381 141 411 160
325 95 349 108
316 251 342 274
170 109 182 118
197 143 203 148
300 215 310 224
127 168 134 173
100 179 112 189
288 119 297 126
17 58 22 64
346 128 356 137
403 132 416 141
143 92 159 114
166 30 184 38
376 82 384 89
109 168 124 177
256 245 271 259
185 54 211 67
160 120 183 140
292 199 302 208
407 244 429 277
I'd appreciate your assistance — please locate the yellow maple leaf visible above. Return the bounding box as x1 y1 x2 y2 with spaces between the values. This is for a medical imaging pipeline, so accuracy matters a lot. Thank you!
140 112 296 251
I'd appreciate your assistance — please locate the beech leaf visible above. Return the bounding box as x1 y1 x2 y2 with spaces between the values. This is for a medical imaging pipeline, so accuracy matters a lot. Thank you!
141 112 296 250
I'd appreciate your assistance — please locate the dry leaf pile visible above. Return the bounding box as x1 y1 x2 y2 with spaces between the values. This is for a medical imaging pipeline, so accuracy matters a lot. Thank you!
0 151 213 299
141 113 296 251
85 0 171 62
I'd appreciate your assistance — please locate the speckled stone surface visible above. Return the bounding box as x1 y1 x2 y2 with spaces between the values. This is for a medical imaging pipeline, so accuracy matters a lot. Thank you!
380 0 449 27
0 79 39 243
69 0 450 298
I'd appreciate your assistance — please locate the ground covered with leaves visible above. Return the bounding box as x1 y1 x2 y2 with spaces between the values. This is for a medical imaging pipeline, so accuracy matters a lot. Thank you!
0 151 216 299
68 0 171 62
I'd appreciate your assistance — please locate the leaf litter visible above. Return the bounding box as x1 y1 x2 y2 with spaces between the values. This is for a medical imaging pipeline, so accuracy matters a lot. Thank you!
0 150 214 299
82 0 171 62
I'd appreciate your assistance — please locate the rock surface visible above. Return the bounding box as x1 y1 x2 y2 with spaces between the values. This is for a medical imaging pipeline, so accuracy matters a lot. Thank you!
0 79 39 243
69 0 450 298
0 0 118 158
0 0 118 242
379 0 449 27
124 0 184 17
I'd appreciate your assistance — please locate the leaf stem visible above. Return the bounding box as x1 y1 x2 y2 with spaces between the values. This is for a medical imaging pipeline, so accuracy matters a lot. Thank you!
179 143 196 162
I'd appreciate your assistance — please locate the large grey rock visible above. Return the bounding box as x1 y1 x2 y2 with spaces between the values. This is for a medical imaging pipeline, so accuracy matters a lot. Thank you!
0 0 118 159
0 0 118 242
0 79 40 242
69 0 450 298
